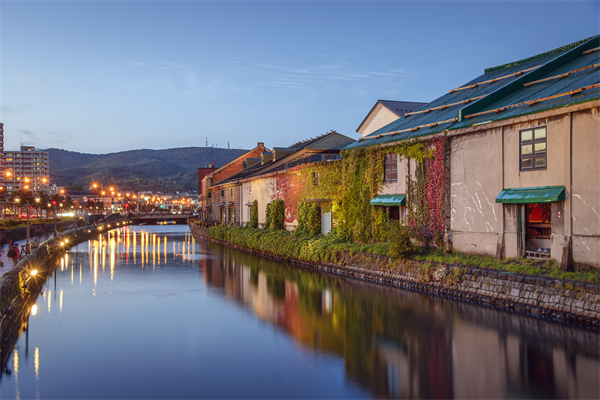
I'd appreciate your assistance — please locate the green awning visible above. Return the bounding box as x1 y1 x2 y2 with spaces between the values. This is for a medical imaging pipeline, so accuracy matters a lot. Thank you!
370 194 406 206
495 185 566 204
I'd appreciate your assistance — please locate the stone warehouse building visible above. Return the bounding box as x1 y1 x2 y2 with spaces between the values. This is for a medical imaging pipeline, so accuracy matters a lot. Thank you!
345 35 600 269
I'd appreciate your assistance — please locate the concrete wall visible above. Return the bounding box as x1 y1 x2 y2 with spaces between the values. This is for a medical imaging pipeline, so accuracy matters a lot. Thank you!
571 107 600 268
447 105 599 268
241 176 275 228
450 128 504 256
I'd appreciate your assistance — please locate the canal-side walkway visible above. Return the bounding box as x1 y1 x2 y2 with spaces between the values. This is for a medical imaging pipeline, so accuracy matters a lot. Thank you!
189 223 600 328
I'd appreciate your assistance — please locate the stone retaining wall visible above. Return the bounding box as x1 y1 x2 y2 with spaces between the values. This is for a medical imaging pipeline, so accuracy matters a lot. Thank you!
189 223 599 328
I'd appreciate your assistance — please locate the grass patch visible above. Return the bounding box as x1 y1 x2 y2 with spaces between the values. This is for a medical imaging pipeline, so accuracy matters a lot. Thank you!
207 226 600 283
412 249 600 283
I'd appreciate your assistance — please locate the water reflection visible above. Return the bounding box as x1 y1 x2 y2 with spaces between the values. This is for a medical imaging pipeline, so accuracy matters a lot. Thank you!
1 227 598 399
201 242 600 399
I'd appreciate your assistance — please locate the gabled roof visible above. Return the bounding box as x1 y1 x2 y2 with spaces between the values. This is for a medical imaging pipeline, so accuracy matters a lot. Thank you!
205 143 269 179
213 159 269 186
356 100 427 135
345 35 599 150
379 100 427 117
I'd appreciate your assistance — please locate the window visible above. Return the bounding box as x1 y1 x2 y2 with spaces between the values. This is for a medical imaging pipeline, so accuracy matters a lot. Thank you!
384 153 397 183
221 189 224 197
520 127 547 171
314 172 319 186
275 179 279 191
230 188 233 196
249 184 252 194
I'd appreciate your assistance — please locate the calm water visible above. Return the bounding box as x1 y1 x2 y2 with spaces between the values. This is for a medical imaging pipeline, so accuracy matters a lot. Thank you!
0 225 598 399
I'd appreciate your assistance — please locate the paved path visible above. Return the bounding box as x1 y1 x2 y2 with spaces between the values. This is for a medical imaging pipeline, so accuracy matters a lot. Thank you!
0 233 55 277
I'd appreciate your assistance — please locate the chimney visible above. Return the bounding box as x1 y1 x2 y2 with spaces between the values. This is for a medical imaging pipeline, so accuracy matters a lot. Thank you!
212 160 215 168
258 142 264 148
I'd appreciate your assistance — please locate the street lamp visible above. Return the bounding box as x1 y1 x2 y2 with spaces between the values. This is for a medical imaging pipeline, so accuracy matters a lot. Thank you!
24 194 41 254
13 195 20 219
52 200 58 236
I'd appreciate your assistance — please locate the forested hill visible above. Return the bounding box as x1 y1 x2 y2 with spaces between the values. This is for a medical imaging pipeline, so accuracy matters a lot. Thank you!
45 147 249 192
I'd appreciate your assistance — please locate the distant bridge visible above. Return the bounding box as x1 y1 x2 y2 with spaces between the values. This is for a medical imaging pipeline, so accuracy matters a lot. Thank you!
130 211 193 225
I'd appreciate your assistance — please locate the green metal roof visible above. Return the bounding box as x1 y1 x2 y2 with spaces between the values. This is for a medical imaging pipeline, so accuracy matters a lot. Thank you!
344 35 599 151
370 194 406 206
495 186 565 204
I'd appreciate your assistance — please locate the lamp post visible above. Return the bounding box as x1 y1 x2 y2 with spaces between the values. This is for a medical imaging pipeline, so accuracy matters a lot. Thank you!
52 200 58 236
24 194 41 254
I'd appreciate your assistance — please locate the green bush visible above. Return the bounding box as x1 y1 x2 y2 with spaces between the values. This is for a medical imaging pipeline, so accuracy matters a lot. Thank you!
296 202 321 236
270 199 285 230
247 200 258 228
58 224 66 233
389 220 415 259
265 203 273 229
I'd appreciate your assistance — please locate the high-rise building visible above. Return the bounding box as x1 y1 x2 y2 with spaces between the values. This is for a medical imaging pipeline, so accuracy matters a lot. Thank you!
3 146 50 193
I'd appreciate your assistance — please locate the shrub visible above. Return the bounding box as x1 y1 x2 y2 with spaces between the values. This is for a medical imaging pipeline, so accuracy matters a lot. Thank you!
389 220 415 259
247 200 258 228
270 199 285 230
265 203 273 229
296 202 321 236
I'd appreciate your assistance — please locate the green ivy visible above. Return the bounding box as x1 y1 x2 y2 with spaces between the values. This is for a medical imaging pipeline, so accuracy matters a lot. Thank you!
270 199 285 230
247 200 258 228
296 202 321 236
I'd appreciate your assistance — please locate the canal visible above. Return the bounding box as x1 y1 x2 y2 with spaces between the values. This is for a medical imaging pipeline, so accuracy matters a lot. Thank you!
0 225 598 399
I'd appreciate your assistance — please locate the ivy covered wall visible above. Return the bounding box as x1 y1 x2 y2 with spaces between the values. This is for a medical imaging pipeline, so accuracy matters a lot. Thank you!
266 136 449 246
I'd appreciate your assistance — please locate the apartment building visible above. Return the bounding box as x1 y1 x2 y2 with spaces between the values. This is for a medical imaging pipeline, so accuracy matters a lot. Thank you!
4 146 50 193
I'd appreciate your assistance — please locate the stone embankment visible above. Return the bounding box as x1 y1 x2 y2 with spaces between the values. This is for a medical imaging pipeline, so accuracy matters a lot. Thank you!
189 223 599 328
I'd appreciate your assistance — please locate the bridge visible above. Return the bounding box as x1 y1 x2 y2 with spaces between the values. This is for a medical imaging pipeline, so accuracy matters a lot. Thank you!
129 210 193 225
93 211 194 225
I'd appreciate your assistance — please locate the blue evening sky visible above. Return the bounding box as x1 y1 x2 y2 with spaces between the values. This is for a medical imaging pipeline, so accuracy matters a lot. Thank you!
1 0 598 154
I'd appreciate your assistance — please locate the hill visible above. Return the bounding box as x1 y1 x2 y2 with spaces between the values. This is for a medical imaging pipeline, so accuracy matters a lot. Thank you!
45 147 249 193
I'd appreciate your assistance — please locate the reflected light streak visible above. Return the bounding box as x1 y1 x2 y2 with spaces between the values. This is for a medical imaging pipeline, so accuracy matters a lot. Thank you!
80 262 82 285
164 237 167 265
60 289 63 313
34 347 40 381
153 234 156 269
48 290 51 313
102 237 107 274
13 349 20 399
110 238 116 282
71 262 74 286
133 231 137 265
93 245 98 287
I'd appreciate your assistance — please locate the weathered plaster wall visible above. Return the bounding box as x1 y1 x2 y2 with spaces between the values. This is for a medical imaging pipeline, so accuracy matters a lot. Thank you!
241 176 275 228
450 128 504 256
571 108 600 267
380 157 410 195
